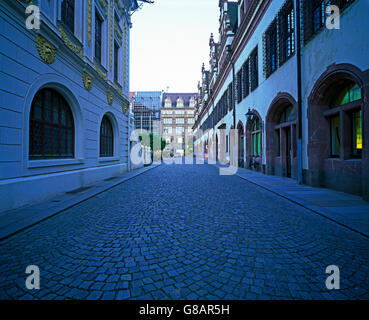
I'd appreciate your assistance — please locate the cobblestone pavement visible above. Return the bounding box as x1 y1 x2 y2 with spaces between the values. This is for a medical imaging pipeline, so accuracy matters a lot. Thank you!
0 164 368 300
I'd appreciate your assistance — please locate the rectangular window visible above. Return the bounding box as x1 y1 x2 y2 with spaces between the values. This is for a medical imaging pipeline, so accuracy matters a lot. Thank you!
252 132 261 157
352 110 362 157
176 127 184 135
187 118 194 124
163 127 172 134
237 70 242 103
330 115 340 157
163 118 172 124
303 0 356 44
265 22 277 77
279 0 295 65
61 0 75 33
114 42 119 82
176 118 185 124
242 60 250 99
95 13 102 63
250 48 258 91
228 83 233 111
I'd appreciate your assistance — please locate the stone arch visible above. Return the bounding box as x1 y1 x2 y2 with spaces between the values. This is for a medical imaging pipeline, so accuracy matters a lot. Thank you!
266 92 298 178
306 63 369 197
246 109 263 171
23 74 84 164
98 111 120 158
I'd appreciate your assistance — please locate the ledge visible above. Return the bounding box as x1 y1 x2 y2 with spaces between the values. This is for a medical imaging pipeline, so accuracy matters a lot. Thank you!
99 156 120 163
28 159 84 169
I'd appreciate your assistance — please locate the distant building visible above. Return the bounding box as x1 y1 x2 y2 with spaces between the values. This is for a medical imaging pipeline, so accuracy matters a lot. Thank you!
161 93 196 156
131 91 162 134
0 0 137 212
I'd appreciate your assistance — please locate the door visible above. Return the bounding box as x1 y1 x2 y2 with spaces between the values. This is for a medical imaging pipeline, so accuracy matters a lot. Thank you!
285 127 292 177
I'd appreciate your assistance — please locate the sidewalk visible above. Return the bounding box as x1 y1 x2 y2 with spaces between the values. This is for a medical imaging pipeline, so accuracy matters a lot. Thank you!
234 166 369 238
0 163 161 241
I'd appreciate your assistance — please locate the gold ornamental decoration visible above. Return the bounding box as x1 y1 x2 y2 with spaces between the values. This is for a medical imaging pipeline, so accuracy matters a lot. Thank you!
59 26 83 58
123 22 127 87
122 103 128 115
109 0 113 71
114 82 122 95
82 72 93 91
107 92 114 105
35 34 56 64
99 0 108 17
94 61 107 80
87 0 92 45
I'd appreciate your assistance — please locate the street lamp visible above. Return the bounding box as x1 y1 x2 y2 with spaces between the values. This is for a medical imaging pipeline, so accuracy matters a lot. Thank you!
246 108 254 122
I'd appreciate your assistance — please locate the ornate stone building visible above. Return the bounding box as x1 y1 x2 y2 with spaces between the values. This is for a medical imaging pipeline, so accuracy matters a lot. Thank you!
193 0 369 200
0 0 138 212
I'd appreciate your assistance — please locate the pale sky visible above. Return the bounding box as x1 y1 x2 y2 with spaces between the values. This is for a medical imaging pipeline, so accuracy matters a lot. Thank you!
130 0 220 93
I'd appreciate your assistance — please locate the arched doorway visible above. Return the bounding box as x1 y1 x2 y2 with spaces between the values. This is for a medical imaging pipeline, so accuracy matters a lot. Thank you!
266 93 297 178
237 121 244 167
307 64 367 196
246 110 262 171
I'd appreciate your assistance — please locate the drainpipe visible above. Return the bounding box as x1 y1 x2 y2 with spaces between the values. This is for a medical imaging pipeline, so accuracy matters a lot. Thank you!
296 0 303 184
227 44 237 166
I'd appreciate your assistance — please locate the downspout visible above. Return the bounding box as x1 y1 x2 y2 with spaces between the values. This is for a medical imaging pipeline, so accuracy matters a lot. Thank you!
296 0 303 184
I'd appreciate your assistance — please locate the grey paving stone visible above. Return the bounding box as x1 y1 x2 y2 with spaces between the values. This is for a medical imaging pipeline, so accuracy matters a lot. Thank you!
0 164 368 300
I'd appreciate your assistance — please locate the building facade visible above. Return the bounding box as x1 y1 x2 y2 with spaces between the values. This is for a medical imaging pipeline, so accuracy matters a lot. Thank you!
193 0 369 200
131 91 162 134
161 93 196 156
0 0 138 212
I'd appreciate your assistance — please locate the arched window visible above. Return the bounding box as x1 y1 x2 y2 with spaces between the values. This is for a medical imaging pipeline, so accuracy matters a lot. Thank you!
164 98 172 108
29 88 74 159
280 105 296 123
176 98 184 108
251 117 261 157
100 115 114 157
327 81 362 157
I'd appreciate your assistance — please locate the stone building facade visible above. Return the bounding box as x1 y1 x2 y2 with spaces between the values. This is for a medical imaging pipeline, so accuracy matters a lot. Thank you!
0 0 138 212
161 93 196 157
193 0 369 200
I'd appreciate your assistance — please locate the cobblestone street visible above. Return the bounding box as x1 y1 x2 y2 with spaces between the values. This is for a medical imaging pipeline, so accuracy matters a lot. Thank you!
0 164 368 300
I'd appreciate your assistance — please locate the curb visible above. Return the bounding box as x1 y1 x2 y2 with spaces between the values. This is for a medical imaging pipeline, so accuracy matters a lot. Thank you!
0 164 161 242
235 171 369 239
211 163 369 239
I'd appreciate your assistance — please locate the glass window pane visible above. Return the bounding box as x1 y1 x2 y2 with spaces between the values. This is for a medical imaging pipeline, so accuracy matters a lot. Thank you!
331 115 340 156
352 110 362 156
